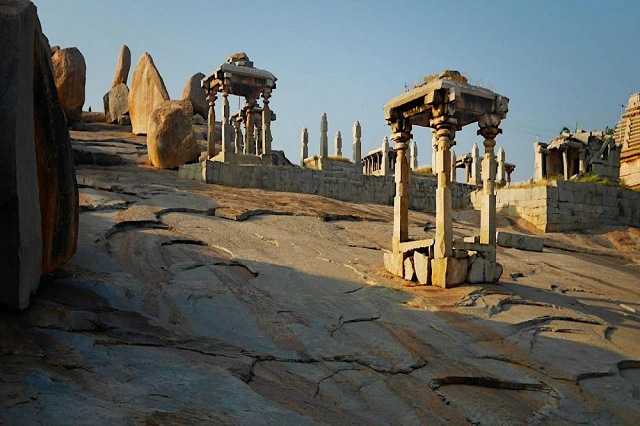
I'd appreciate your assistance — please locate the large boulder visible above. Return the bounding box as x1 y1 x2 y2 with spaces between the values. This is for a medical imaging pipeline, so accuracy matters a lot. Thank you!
128 52 170 135
110 44 131 88
0 0 78 309
51 46 86 123
103 82 129 124
181 72 207 117
147 100 200 169
0 0 43 309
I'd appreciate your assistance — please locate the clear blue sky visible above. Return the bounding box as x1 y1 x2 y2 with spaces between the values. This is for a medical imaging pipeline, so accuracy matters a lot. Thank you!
33 0 639 182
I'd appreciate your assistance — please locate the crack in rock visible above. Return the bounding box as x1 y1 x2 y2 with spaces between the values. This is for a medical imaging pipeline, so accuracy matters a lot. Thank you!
105 220 168 239
329 315 381 337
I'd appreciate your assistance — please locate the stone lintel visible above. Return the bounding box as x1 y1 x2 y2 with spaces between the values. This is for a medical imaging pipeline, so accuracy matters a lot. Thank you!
397 238 435 254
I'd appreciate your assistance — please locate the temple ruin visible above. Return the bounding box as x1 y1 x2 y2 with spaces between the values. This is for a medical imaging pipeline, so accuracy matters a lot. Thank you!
616 92 640 188
382 70 508 288
454 144 514 185
200 53 276 164
534 130 620 182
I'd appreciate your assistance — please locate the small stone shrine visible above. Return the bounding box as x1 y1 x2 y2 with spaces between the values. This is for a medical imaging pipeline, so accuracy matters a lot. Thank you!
201 53 276 164
382 71 509 288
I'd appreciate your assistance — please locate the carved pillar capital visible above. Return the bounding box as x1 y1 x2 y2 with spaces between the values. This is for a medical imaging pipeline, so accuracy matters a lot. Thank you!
389 116 413 150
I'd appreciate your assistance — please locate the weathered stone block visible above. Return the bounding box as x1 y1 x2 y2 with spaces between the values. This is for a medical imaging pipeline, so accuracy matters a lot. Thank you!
383 252 404 278
404 257 415 282
496 231 544 252
413 251 431 285
432 257 467 289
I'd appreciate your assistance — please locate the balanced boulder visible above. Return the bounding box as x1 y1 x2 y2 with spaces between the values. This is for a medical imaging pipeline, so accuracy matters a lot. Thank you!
103 82 129 124
52 46 86 122
147 100 200 169
110 44 131 88
181 72 207 117
129 52 170 135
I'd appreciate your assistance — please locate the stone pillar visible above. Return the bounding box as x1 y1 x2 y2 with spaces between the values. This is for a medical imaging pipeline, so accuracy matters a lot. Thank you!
390 119 412 253
261 89 272 156
381 136 390 175
221 93 230 158
430 105 457 260
410 140 418 170
320 113 328 158
478 114 502 252
497 147 506 185
300 127 308 167
471 142 481 185
244 100 255 155
562 148 569 180
353 121 362 163
206 88 218 158
579 149 586 174
450 150 457 183
335 131 342 157
431 134 438 175
233 117 243 154
254 116 262 155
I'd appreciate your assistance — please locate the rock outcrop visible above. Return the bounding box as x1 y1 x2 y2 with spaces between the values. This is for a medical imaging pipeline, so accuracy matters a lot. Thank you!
0 0 43 309
181 72 207 117
51 46 86 123
103 82 129 124
0 0 78 309
147 100 200 169
110 44 131 88
128 52 170 135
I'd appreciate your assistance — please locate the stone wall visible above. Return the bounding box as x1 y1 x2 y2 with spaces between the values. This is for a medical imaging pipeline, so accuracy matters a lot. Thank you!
472 180 640 232
180 160 475 211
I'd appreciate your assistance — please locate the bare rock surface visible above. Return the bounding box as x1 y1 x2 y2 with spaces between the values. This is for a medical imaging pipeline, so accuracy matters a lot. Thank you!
181 72 207 117
128 52 169 135
51 47 86 122
2 125 640 423
147 100 200 169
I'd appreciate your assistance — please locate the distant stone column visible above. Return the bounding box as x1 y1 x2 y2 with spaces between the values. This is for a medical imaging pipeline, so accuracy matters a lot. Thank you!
300 127 309 166
233 117 242 153
562 148 569 179
221 93 230 157
450 150 457 182
381 136 390 175
497 147 506 185
334 131 342 156
244 99 255 155
320 113 328 158
534 142 545 180
353 121 362 163
410 140 418 170
261 88 272 156
579 149 586 174
478 114 502 251
390 118 413 253
205 88 218 158
471 142 481 185
430 105 457 260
